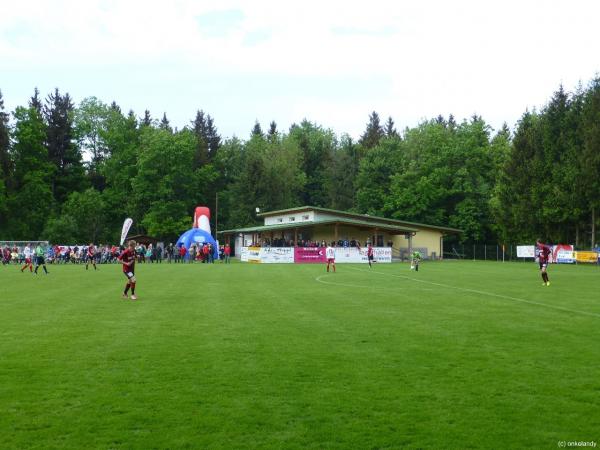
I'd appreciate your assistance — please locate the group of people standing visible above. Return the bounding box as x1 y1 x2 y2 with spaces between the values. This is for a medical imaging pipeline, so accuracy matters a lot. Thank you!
113 241 232 301
162 243 231 263
325 241 378 272
18 243 49 274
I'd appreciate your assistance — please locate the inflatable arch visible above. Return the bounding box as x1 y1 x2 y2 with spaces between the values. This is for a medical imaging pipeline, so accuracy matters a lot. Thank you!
176 206 219 260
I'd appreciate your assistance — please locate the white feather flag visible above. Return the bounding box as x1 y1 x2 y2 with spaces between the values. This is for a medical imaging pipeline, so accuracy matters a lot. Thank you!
120 218 133 245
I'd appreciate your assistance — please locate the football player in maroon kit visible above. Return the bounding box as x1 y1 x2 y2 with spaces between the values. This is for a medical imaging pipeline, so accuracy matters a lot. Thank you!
118 240 138 300
536 239 551 286
86 243 97 271
367 242 374 268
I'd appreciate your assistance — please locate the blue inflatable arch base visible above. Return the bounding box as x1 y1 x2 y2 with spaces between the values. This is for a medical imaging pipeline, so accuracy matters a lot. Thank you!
176 228 219 260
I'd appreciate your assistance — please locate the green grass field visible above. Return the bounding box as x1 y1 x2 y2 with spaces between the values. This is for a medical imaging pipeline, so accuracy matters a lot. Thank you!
1 260 599 449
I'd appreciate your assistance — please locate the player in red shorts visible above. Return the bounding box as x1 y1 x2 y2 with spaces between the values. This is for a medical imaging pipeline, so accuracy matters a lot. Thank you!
86 243 97 270
118 240 138 300
536 239 551 286
367 242 374 268
21 243 33 273
326 241 336 273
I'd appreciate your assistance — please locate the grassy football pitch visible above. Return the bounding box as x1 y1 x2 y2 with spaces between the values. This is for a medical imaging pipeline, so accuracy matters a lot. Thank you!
1 260 599 449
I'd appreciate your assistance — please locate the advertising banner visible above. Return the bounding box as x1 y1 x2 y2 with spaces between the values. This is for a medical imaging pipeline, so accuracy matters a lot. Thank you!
574 251 599 264
553 244 575 264
294 247 326 263
334 247 392 263
517 245 535 258
373 247 392 263
247 246 261 263
240 247 393 263
259 247 294 264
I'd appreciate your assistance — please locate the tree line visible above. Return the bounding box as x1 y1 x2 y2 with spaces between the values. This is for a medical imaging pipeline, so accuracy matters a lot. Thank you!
0 78 599 247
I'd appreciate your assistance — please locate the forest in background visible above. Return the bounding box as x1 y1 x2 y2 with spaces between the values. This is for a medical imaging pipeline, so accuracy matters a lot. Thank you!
0 78 599 247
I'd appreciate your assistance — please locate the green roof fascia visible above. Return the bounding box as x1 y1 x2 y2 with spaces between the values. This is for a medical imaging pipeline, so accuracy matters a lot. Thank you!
218 217 418 235
256 205 462 234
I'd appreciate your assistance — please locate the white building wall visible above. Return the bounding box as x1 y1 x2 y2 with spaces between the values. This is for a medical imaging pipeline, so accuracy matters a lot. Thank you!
313 212 340 222
264 211 314 225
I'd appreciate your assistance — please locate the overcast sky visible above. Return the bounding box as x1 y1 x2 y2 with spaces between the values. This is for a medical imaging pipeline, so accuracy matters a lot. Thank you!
2 0 599 139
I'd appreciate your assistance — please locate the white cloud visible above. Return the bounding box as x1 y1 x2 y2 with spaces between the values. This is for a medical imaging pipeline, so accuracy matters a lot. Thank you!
2 0 600 138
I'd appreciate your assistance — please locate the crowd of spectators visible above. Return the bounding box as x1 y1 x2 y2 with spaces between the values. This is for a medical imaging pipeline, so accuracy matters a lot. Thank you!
250 238 367 248
2 244 121 265
165 242 232 263
2 242 231 265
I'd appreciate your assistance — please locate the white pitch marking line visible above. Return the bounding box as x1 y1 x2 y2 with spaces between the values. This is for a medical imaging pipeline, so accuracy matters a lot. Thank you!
315 274 433 291
315 275 370 290
345 267 600 319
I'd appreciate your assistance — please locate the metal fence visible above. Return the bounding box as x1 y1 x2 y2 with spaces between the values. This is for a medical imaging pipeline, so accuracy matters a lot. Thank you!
444 244 523 262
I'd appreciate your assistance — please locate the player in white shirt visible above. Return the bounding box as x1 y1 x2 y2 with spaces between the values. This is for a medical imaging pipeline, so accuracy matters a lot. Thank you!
21 243 33 273
326 242 336 273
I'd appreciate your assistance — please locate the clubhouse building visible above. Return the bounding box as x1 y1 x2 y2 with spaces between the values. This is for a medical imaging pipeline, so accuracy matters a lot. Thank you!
219 206 461 260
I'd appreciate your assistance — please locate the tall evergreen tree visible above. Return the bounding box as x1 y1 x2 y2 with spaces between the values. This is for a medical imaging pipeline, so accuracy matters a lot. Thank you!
448 114 457 132
110 101 121 113
384 116 398 138
0 90 11 187
190 110 220 163
563 84 588 246
289 120 335 207
490 123 511 180
268 121 277 137
540 85 578 241
9 105 54 238
580 77 600 247
141 109 152 127
12 106 52 188
327 134 358 210
29 87 43 114
0 89 11 229
44 88 86 203
492 110 542 241
191 110 209 167
356 137 402 216
205 114 221 158
359 111 385 149
159 112 172 133
251 120 263 138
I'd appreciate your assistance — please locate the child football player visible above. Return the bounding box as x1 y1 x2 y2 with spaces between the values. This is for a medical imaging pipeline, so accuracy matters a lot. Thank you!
118 240 138 300
326 241 336 273
86 243 98 270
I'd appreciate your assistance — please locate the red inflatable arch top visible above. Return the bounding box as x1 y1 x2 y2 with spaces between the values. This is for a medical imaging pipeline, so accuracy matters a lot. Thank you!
193 206 211 233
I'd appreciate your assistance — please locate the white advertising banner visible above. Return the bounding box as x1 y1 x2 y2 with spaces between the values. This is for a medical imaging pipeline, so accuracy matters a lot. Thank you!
241 247 392 263
552 244 575 264
247 246 261 263
517 245 535 258
555 249 574 264
259 247 294 264
240 247 249 262
334 247 392 263
516 244 575 263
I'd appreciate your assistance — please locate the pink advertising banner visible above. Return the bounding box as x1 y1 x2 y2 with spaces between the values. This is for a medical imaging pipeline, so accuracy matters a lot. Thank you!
294 247 326 263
